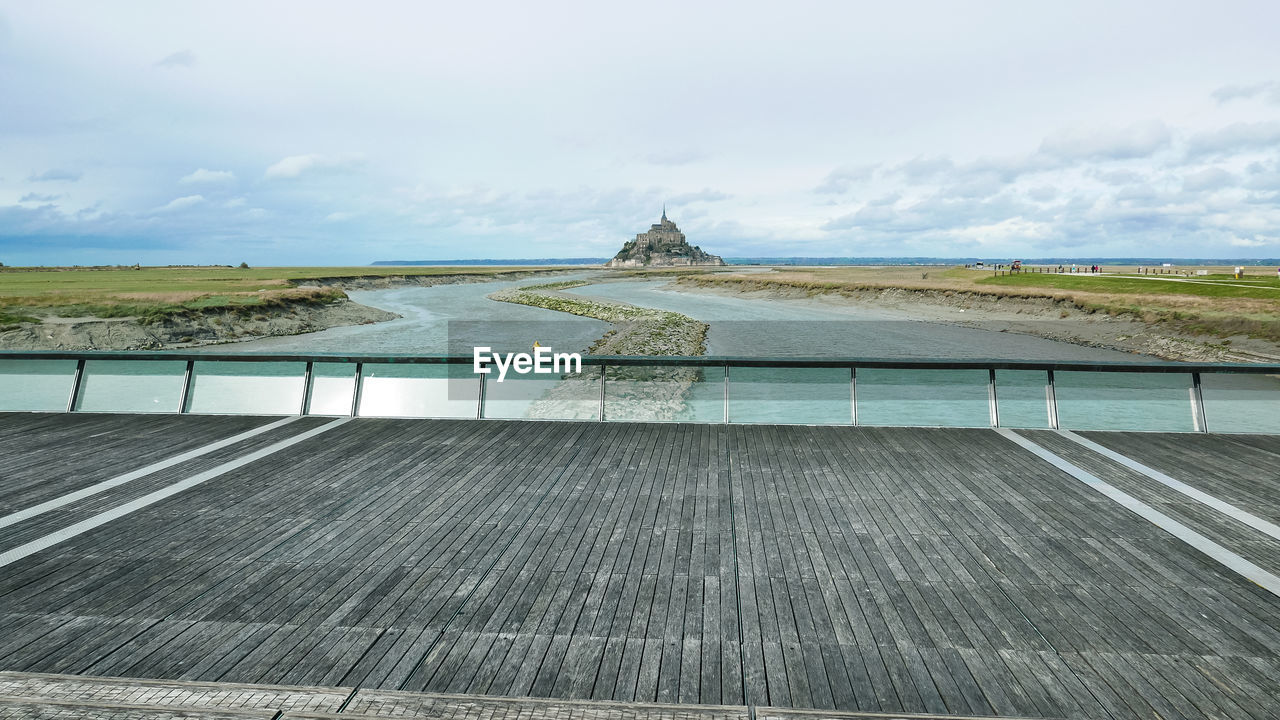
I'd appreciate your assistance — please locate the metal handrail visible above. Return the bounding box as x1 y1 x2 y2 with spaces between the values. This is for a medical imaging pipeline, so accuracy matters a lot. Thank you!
2 350 1278 374
4 351 1278 433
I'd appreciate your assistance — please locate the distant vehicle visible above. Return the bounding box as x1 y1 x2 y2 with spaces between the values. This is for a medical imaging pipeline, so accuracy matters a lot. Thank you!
1011 260 1022 271
974 261 985 268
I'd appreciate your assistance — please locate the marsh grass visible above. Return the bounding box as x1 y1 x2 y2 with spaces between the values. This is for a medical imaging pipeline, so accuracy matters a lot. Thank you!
0 264 550 324
670 266 1280 342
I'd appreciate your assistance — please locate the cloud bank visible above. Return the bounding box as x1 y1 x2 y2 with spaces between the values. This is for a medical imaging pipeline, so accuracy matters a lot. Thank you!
0 3 1278 264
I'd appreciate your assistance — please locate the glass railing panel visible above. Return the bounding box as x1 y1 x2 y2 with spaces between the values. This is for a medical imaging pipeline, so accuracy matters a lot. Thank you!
729 367 850 424
483 365 600 420
1200 372 1280 433
185 361 306 415
75 359 186 413
306 362 357 416
1054 371 1194 432
857 368 989 427
605 365 725 423
994 370 1051 429
357 363 478 418
0 358 77 412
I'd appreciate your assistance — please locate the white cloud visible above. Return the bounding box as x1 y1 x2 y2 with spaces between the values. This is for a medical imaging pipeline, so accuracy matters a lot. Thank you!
950 218 1053 244
179 168 236 185
156 194 205 212
1026 186 1058 202
814 165 876 194
1212 81 1280 105
1187 121 1280 157
19 192 60 203
264 153 366 180
644 149 708 166
324 211 356 222
668 188 731 204
1038 121 1171 161
891 156 955 181
1229 236 1274 248
1182 167 1236 193
28 168 81 182
5 4 1280 262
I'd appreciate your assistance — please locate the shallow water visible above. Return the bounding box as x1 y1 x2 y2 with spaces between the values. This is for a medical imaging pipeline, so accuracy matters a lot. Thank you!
3 274 1277 431
560 279 1280 431
211 273 607 355
565 278 1140 361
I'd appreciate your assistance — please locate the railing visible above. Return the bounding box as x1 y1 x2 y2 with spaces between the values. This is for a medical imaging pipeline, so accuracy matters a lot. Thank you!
2 351 1279 433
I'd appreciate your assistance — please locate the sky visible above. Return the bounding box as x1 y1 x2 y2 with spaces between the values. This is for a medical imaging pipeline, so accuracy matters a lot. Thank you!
1 1 1279 265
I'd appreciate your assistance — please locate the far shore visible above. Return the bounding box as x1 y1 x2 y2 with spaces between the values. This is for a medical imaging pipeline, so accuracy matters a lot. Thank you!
4 263 1279 361
0 266 576 351
657 266 1280 363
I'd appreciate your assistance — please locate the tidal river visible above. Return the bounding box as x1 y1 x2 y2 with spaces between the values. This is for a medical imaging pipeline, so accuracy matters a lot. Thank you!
211 275 1276 432
208 273 608 355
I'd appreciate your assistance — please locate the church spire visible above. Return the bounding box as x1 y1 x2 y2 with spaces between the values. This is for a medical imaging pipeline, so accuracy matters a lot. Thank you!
662 203 667 222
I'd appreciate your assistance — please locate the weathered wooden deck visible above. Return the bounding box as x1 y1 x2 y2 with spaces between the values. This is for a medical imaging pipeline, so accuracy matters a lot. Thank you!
2 413 1279 720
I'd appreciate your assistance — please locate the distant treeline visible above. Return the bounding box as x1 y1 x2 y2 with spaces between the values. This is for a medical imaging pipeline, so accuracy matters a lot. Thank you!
372 259 607 266
374 257 1280 267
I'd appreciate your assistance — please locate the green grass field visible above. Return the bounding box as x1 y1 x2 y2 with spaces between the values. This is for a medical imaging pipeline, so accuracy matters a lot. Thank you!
676 265 1280 343
977 272 1280 300
0 265 553 326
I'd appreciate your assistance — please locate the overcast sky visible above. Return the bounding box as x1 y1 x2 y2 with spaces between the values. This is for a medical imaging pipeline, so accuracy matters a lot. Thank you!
2 1 1279 265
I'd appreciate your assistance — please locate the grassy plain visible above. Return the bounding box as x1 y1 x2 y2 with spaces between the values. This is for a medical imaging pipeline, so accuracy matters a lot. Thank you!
669 265 1280 342
0 265 552 327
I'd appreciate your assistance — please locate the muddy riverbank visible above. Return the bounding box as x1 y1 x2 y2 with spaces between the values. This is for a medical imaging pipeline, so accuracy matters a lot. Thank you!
0 297 397 351
0 269 576 351
670 277 1280 362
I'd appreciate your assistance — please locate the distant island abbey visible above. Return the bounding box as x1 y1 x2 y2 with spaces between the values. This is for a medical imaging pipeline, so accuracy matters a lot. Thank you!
606 208 725 268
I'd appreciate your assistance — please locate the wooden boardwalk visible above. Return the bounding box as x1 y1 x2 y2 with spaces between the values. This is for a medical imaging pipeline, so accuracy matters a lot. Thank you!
2 414 1279 719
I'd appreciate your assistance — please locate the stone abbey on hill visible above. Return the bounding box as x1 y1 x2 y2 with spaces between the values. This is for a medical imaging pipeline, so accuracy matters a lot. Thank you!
605 209 725 268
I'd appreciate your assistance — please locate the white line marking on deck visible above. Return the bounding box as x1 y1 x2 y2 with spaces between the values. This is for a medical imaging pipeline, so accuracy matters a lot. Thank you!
996 428 1280 598
0 416 300 531
0 418 348 568
1056 429 1280 543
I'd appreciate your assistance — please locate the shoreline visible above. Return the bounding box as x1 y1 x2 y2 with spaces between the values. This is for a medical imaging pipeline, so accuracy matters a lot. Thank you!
0 297 398 351
0 269 576 351
670 275 1280 363
488 281 708 421
488 281 708 356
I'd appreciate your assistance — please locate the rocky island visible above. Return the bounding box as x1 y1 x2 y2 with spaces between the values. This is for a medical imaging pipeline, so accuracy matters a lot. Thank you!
605 208 725 268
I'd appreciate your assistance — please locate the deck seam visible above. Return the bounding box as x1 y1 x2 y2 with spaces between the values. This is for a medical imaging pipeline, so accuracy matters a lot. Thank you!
996 428 1280 597
1056 429 1280 542
0 418 347 569
0 416 299 531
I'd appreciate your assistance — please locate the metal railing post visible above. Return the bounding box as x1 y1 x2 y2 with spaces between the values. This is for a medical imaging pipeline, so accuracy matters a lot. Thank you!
850 366 858 426
723 363 730 423
300 361 314 416
988 368 999 428
350 362 364 417
66 359 85 412
1191 372 1208 433
477 372 487 419
177 360 194 414
1045 369 1059 430
598 365 606 422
